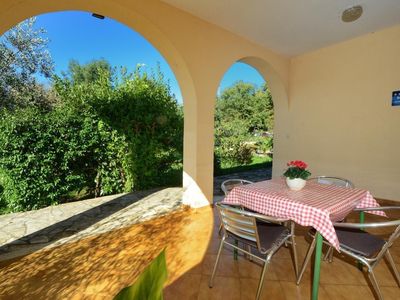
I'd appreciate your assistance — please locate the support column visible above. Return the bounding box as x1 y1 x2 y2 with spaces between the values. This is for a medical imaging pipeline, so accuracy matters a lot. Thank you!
182 87 215 208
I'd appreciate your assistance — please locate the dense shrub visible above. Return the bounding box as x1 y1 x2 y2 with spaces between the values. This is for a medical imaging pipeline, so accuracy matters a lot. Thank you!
0 68 183 213
54 68 183 190
214 115 253 167
0 107 126 212
214 138 253 168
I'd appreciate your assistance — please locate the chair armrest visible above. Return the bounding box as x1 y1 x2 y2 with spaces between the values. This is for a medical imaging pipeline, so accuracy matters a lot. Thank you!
333 219 400 229
353 206 400 212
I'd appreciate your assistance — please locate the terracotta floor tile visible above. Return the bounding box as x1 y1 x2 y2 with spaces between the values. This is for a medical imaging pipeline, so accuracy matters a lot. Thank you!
198 275 241 300
239 278 285 300
201 254 240 277
372 261 400 287
380 286 400 300
237 256 278 280
206 238 233 256
390 248 400 264
280 281 331 300
322 284 375 300
164 274 202 300
269 258 298 282
273 244 294 259
319 259 366 285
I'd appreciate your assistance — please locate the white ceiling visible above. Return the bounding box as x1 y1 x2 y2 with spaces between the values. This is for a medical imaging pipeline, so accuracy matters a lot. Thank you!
162 0 400 56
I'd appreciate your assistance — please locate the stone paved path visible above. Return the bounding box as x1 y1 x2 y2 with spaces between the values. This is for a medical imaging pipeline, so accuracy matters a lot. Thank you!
0 167 271 261
213 166 272 195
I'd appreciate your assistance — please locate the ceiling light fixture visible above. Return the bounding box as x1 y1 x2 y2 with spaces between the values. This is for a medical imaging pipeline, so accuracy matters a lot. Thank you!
341 5 363 23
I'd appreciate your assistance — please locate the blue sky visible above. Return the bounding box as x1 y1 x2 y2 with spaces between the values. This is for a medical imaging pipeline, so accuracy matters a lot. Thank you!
31 11 265 103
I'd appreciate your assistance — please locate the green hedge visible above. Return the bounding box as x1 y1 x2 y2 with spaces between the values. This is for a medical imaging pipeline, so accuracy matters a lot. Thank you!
0 70 183 213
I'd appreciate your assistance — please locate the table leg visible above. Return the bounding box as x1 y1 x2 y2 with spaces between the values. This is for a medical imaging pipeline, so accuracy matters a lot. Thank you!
234 239 238 260
359 211 365 229
312 233 323 300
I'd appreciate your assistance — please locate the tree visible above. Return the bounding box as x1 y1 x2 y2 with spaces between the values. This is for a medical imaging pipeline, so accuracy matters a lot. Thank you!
64 59 113 85
0 17 54 110
216 81 273 133
214 81 274 167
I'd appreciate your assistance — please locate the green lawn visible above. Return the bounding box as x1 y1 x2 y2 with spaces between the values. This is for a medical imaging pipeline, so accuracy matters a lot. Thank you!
250 155 272 165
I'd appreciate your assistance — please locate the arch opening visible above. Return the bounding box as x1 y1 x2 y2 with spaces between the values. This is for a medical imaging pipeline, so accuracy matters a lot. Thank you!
0 11 185 214
213 61 275 188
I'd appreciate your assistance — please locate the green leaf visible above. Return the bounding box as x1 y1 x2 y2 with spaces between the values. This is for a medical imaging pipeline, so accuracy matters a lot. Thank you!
114 249 168 300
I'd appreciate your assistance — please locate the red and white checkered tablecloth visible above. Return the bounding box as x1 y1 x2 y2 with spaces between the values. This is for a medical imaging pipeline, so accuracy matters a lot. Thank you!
222 178 385 251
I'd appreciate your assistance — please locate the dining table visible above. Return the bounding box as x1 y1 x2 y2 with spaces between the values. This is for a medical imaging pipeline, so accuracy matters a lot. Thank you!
222 178 385 300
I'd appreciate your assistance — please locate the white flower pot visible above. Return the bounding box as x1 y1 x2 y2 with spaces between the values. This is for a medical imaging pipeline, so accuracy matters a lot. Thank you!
286 178 306 191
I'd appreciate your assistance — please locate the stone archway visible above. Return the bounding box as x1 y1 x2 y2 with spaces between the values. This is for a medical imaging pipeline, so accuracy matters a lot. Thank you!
239 56 289 120
0 0 207 207
213 56 289 189
0 1 292 207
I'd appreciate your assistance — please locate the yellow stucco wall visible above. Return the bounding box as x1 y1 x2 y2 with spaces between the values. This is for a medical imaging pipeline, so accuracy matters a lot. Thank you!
285 25 400 200
0 0 290 205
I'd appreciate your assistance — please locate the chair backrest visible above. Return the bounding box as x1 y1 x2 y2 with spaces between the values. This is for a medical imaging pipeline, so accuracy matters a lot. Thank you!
372 208 400 259
309 176 354 188
216 203 288 252
334 206 400 260
217 202 259 243
221 179 254 196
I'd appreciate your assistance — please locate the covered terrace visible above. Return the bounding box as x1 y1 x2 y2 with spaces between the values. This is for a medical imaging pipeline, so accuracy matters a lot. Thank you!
0 0 399 299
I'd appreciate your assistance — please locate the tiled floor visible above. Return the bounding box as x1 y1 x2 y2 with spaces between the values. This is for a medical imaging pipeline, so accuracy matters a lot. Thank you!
164 202 400 300
0 201 399 299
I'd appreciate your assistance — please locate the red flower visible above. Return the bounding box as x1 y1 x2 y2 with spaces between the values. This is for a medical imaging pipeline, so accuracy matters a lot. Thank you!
288 160 307 169
284 160 311 179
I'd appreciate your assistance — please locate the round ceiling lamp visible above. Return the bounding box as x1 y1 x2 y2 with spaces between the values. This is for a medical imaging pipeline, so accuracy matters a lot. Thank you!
341 5 363 22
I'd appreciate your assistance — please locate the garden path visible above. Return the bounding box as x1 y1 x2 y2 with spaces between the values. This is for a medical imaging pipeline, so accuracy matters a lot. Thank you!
213 166 272 195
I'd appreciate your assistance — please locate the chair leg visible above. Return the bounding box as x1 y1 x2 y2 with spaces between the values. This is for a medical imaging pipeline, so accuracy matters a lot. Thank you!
284 221 289 247
255 256 271 300
218 223 223 236
247 245 253 262
323 246 334 263
328 247 334 263
209 237 225 288
385 250 400 287
296 236 316 285
367 269 383 300
289 224 299 278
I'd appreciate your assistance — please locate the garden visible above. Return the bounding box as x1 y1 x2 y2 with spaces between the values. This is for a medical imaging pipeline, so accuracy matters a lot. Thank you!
0 18 274 214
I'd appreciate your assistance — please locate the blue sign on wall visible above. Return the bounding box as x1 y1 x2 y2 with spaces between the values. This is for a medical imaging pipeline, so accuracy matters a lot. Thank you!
393 91 400 106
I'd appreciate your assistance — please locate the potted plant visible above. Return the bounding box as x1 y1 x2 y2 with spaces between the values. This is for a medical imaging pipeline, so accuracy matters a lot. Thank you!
283 160 311 191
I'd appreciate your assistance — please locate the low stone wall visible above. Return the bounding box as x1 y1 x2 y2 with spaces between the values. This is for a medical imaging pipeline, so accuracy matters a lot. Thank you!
0 188 183 261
